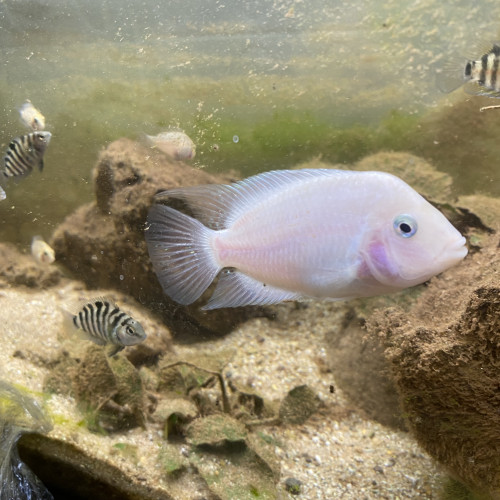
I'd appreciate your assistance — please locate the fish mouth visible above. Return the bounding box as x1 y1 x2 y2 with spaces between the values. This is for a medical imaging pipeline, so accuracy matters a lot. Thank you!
445 236 468 263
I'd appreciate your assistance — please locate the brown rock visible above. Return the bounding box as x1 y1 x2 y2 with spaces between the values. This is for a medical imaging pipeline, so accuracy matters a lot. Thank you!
366 228 500 498
72 344 146 432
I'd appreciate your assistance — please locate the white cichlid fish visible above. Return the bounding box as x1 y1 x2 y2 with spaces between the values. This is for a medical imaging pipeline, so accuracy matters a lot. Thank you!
31 236 55 265
19 100 46 131
144 130 196 161
145 169 467 310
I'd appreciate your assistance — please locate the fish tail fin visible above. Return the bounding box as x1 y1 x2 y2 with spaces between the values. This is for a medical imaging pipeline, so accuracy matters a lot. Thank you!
60 306 105 344
145 204 221 305
435 58 469 94
60 307 85 338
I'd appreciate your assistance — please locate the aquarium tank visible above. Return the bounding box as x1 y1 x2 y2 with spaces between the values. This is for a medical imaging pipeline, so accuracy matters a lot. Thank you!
0 0 499 498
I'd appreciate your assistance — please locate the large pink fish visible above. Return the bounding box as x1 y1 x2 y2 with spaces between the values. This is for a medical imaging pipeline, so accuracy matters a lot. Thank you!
145 169 467 309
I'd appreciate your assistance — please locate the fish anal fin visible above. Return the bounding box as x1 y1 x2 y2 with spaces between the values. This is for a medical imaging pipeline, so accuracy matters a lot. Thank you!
464 81 500 98
107 345 124 357
203 269 300 310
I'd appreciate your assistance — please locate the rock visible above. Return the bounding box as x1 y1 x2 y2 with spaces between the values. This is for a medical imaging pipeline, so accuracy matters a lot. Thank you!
51 138 265 338
279 385 321 425
19 433 176 500
366 226 500 498
72 345 146 432
284 477 302 495
152 398 199 439
186 414 247 446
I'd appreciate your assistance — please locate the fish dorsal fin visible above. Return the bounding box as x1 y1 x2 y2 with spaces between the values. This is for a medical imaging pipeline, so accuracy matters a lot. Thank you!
87 295 117 307
202 269 301 309
156 169 345 230
464 40 500 61
64 296 117 316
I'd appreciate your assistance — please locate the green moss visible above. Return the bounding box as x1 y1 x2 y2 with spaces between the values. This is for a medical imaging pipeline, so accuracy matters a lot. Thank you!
440 477 489 500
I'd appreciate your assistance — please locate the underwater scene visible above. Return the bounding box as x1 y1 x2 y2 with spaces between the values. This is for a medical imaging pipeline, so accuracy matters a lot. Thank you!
0 0 499 498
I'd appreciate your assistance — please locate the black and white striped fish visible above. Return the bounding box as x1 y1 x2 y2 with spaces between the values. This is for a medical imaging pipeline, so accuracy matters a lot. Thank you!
63 297 147 356
2 131 51 181
437 43 500 99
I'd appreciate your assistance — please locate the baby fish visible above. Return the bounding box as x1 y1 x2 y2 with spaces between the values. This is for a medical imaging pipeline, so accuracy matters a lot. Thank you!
144 130 196 161
19 100 46 131
437 43 500 98
2 131 51 181
31 236 55 265
146 169 467 309
63 297 147 356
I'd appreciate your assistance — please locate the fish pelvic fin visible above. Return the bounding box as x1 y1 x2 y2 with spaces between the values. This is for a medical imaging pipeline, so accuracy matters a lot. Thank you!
145 204 221 305
203 270 300 310
107 345 125 357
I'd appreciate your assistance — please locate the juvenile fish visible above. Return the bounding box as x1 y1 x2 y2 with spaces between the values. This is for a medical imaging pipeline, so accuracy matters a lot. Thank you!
2 131 51 181
437 43 500 97
146 169 467 309
63 298 146 356
19 100 46 131
144 130 196 160
31 236 55 265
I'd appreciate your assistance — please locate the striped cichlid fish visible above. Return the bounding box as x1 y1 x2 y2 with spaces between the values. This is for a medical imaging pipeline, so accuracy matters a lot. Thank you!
437 43 500 98
63 297 146 356
2 131 51 181
145 169 467 310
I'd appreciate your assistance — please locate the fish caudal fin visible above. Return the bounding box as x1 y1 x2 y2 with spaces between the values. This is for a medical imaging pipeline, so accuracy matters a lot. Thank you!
60 307 104 344
145 204 221 305
435 59 469 94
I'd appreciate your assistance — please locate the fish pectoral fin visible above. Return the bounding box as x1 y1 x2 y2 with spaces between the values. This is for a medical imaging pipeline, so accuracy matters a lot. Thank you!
202 270 300 310
38 159 44 172
107 345 124 357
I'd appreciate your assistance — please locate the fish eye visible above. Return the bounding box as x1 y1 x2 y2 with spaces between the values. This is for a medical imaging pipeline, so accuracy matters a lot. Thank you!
393 214 417 238
126 325 135 335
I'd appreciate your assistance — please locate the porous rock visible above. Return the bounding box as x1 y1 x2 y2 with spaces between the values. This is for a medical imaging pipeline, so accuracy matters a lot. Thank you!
366 219 500 498
51 138 261 338
72 344 145 432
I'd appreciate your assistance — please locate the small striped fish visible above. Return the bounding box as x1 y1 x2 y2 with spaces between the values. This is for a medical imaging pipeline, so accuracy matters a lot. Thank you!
437 44 500 98
63 297 146 356
2 131 51 181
